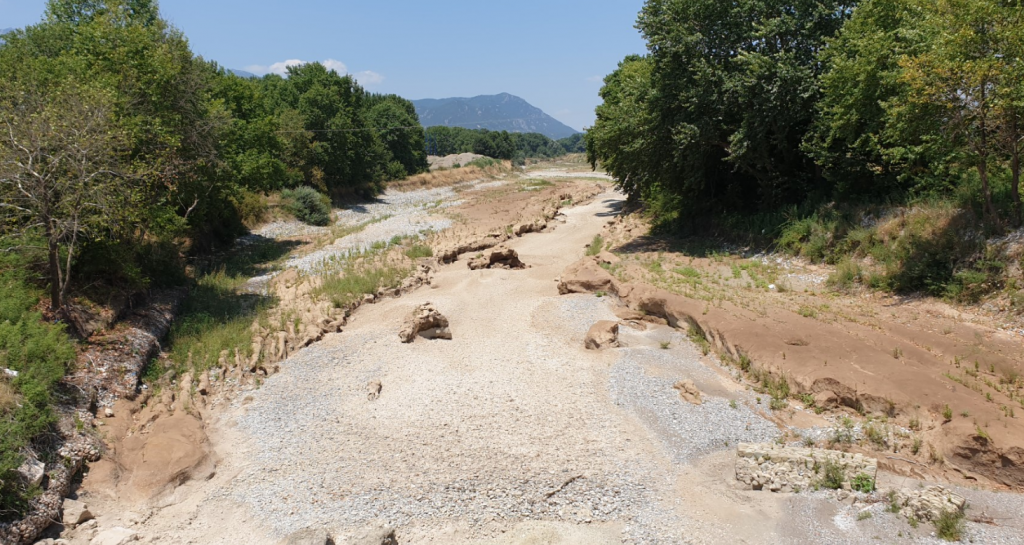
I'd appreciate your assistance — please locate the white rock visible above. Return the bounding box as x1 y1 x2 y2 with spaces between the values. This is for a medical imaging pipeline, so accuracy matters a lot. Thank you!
17 455 45 487
62 498 94 526
90 527 137 545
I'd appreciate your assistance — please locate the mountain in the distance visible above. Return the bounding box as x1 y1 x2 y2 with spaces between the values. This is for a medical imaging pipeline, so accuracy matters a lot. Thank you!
229 68 257 78
413 93 579 140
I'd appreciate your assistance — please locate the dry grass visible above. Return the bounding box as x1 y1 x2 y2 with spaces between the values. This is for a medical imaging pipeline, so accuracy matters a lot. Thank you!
387 161 512 192
0 380 19 414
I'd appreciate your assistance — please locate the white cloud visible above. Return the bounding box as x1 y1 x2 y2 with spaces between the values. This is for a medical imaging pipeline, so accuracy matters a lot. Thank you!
354 70 385 86
245 59 383 85
322 59 348 74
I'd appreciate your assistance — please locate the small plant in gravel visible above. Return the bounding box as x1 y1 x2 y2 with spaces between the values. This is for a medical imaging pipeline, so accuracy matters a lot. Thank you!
911 437 923 455
803 435 816 448
886 490 901 513
857 511 873 521
851 473 875 493
933 510 966 541
831 417 856 445
815 459 846 490
800 394 815 407
659 341 671 350
729 399 738 409
586 234 604 256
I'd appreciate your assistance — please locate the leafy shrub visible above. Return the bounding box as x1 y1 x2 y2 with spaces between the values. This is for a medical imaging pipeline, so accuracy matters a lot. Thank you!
282 187 332 226
234 189 268 228
0 261 75 520
827 258 862 290
815 459 846 490
467 157 499 169
933 510 966 541
851 473 875 493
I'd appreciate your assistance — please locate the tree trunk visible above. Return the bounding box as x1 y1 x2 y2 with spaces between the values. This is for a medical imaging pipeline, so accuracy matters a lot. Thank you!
978 160 997 223
1011 116 1022 227
1013 147 1021 227
45 220 62 313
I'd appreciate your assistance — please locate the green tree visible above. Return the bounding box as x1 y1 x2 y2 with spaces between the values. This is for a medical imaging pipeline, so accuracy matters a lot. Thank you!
0 82 127 314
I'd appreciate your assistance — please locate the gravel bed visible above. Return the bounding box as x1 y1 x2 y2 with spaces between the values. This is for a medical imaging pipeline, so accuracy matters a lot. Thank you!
610 348 780 463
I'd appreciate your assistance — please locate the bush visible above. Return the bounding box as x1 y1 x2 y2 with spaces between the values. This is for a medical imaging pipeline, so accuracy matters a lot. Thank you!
0 260 75 520
815 459 846 490
933 509 966 541
281 187 332 226
851 473 875 493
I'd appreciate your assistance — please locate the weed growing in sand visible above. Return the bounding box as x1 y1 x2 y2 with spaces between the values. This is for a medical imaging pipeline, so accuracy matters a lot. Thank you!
730 399 738 409
660 341 671 349
798 306 818 318
933 510 966 541
892 347 903 359
688 327 711 355
851 473 875 493
815 459 846 490
586 234 604 256
831 417 856 444
857 511 873 521
961 410 970 418
912 437 923 455
942 405 953 421
909 416 921 430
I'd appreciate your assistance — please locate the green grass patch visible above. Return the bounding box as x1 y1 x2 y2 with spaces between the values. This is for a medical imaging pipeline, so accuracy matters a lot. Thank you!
405 244 434 259
0 253 76 520
933 510 966 541
586 234 604 257
316 262 412 309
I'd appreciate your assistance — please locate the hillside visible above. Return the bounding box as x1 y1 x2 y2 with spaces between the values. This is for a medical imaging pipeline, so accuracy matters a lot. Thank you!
413 93 579 140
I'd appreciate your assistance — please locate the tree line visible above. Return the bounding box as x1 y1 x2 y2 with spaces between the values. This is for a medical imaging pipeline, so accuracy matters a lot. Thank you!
587 0 1024 229
425 126 585 163
0 0 430 517
0 0 430 314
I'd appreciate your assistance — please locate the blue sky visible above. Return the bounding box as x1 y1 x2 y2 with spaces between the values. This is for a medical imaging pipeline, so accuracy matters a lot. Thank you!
1 1 648 131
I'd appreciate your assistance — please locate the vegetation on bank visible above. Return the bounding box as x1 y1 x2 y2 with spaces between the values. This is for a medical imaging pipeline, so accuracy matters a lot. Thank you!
586 0 1024 303
0 0 431 518
0 253 76 520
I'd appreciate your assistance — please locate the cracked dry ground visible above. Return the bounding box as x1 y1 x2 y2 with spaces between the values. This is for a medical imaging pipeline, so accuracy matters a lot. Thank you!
74 185 1024 545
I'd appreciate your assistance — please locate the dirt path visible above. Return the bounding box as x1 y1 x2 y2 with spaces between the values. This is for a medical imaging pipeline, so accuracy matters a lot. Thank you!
70 186 1024 544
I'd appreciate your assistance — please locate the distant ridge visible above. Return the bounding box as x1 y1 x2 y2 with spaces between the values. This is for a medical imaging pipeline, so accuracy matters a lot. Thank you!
412 93 579 140
229 68 257 79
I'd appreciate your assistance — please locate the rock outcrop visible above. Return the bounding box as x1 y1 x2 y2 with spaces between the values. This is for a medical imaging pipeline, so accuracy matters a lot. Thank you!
735 443 878 493
888 485 966 522
584 321 619 350
399 303 452 343
467 247 526 270
673 380 703 405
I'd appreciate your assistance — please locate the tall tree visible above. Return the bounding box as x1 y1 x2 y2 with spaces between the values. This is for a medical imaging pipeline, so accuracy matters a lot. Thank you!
0 82 126 313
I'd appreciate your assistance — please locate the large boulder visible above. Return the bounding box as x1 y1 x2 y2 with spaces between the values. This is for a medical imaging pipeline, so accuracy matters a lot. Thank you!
468 247 526 270
584 321 619 350
673 380 703 405
90 527 137 545
17 454 45 488
62 498 93 526
558 258 617 295
398 303 452 343
891 485 966 522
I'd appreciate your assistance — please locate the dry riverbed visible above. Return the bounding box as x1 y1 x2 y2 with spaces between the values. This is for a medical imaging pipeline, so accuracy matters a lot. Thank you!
56 165 1024 545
